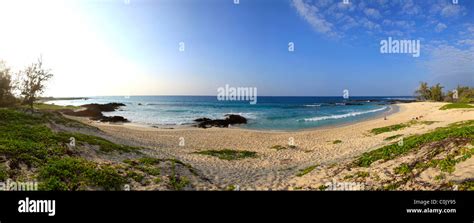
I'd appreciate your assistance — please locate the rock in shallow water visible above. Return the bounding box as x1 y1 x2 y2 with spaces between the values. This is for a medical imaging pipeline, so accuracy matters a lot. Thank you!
194 114 247 128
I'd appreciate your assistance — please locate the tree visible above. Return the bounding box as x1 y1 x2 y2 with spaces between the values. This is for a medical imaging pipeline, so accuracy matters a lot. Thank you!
0 60 16 107
429 83 444 102
19 57 53 109
415 82 430 101
456 85 474 103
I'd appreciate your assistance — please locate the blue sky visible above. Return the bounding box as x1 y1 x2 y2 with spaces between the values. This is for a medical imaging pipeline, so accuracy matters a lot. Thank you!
0 0 473 96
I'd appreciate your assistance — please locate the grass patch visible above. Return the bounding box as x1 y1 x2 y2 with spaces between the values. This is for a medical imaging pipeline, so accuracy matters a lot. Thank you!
195 149 257 160
127 171 145 183
296 165 318 177
270 145 287 150
384 134 403 141
168 160 189 190
333 140 342 144
458 180 474 191
0 165 7 181
38 157 125 191
55 132 138 153
440 103 474 110
0 108 140 190
355 120 474 167
270 145 296 150
370 120 437 135
371 123 408 135
33 103 79 110
394 163 412 175
344 171 370 179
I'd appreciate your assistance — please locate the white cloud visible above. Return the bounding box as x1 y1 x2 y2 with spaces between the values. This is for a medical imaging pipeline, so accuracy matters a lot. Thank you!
435 23 447 33
440 4 462 17
292 0 337 37
364 8 381 19
457 39 474 46
423 44 474 87
401 0 420 16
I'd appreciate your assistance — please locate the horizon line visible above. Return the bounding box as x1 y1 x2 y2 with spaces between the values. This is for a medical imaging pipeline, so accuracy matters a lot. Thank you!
43 95 415 98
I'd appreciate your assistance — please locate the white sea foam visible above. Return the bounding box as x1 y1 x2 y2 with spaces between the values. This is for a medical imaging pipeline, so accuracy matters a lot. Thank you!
303 106 388 122
304 104 321 107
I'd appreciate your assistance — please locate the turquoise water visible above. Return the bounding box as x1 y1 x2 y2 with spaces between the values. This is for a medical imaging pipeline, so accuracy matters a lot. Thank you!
46 96 413 131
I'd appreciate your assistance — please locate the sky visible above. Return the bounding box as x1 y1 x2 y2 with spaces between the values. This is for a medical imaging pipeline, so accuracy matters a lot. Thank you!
0 0 473 97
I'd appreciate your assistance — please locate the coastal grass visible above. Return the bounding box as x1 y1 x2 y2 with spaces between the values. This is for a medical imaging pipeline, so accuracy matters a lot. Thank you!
333 140 342 144
195 149 257 160
344 171 370 179
55 132 138 153
355 120 474 167
296 165 318 177
169 160 189 190
270 144 297 150
394 163 412 175
384 134 403 141
33 103 80 110
440 103 474 110
270 145 287 150
38 157 126 191
0 108 139 189
370 120 437 135
0 165 7 181
458 180 474 191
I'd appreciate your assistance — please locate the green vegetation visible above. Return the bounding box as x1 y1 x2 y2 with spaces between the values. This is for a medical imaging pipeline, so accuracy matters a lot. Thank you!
33 103 79 110
19 57 54 109
440 103 474 110
394 163 412 175
270 145 287 150
195 149 257 160
371 123 409 135
270 144 296 150
127 171 145 183
318 185 329 191
38 157 125 191
0 164 7 181
421 147 474 173
458 180 474 191
384 134 403 141
356 120 474 167
296 165 318 177
415 82 474 102
0 108 142 190
333 140 342 144
169 160 189 190
57 132 138 153
226 185 236 191
0 61 17 107
370 120 436 135
344 171 370 179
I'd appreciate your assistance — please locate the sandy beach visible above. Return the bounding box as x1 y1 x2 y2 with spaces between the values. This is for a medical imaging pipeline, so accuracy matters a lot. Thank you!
72 102 474 190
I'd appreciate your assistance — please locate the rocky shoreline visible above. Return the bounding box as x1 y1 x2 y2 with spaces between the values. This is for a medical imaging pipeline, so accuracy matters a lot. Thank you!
193 114 247 128
62 103 130 123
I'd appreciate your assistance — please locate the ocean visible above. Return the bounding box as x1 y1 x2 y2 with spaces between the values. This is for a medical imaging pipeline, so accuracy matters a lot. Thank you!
46 96 414 131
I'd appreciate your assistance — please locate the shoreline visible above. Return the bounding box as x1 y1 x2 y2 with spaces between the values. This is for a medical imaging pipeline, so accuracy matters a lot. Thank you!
71 102 473 189
92 104 400 134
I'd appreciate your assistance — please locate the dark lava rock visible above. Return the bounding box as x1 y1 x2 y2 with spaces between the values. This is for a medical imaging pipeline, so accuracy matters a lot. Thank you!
62 102 128 123
225 114 247 124
387 100 417 104
97 116 129 123
194 114 247 128
194 118 212 122
81 103 126 112
344 103 364 106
